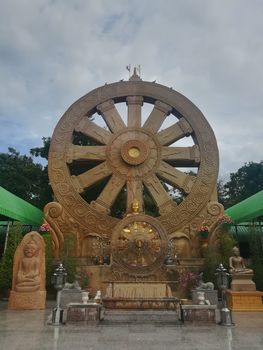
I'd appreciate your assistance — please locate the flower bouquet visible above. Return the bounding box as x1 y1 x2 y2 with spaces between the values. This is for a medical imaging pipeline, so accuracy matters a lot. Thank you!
178 271 199 296
39 223 50 232
217 215 233 225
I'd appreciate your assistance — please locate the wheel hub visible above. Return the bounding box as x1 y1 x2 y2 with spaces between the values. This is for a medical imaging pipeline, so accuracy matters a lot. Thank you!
121 139 149 165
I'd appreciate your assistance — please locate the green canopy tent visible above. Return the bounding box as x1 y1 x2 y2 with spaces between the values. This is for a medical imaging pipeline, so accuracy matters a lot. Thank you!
0 187 43 256
0 186 43 225
225 191 263 257
225 190 263 224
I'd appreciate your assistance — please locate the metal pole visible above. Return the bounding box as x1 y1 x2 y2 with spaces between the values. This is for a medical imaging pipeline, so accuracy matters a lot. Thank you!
53 290 62 325
3 221 10 255
216 264 234 327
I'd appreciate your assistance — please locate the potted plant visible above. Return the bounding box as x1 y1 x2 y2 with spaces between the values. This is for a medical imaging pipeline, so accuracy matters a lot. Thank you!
198 224 209 255
80 271 93 291
199 224 209 239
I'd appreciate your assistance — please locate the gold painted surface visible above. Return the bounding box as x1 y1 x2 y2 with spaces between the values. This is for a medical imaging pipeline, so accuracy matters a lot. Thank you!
128 147 140 158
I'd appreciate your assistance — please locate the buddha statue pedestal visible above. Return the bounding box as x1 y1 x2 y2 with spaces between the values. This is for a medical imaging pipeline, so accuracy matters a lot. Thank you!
227 290 263 312
226 246 263 311
230 273 256 292
8 290 46 310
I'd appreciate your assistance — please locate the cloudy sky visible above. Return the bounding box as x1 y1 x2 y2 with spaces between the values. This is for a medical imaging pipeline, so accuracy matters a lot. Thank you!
0 0 262 180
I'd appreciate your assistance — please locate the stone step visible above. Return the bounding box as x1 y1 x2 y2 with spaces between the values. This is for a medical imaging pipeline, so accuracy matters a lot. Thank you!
103 309 182 324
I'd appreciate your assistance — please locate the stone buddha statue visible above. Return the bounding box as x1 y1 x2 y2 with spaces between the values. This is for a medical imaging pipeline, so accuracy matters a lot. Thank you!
15 239 41 292
8 231 46 310
229 246 255 292
229 246 253 275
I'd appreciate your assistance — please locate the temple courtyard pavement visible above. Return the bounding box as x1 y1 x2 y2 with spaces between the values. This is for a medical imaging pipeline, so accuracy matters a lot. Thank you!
0 301 262 350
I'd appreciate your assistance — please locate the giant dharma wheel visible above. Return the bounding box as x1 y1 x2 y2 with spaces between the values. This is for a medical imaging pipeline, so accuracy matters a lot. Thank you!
48 71 219 238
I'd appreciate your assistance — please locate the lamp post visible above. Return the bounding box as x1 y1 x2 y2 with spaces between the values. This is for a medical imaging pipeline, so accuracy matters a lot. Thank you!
52 263 67 325
215 264 234 326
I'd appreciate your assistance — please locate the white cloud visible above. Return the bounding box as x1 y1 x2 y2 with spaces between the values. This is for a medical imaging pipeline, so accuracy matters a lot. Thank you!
0 0 262 177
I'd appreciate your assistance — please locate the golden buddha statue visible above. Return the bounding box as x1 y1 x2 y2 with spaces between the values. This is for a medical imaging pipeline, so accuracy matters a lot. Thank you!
126 198 140 217
131 198 140 214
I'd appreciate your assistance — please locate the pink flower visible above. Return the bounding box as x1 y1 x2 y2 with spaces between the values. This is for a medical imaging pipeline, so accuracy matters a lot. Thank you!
39 223 50 232
217 215 233 225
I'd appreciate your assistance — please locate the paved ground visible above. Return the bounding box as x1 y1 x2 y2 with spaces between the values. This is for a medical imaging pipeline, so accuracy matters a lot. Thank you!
0 301 263 350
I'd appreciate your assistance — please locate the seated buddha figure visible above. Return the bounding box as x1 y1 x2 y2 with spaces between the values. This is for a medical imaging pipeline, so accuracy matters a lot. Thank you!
15 240 41 292
229 246 253 275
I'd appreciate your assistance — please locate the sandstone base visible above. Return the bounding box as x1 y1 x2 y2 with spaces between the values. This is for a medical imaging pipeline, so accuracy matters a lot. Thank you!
181 305 216 323
8 291 46 310
230 274 256 292
66 303 104 325
103 297 179 310
227 290 263 311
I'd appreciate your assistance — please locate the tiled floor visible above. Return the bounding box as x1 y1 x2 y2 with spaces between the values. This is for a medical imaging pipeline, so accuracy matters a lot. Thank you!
0 301 263 350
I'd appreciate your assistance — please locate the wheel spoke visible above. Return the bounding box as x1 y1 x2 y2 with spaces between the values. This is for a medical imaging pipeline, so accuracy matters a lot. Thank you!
161 145 200 166
66 145 106 163
75 118 112 145
126 178 143 212
157 161 196 194
143 100 172 134
97 99 126 133
71 161 112 193
157 118 193 146
143 175 175 213
90 174 126 213
126 96 143 128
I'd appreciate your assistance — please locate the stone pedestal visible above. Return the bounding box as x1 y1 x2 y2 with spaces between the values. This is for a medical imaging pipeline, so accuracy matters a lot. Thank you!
8 291 46 310
230 273 256 292
227 290 263 311
181 304 216 323
60 289 82 308
66 303 104 325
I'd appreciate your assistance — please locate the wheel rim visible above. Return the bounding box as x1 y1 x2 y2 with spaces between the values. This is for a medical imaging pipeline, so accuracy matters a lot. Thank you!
49 79 219 234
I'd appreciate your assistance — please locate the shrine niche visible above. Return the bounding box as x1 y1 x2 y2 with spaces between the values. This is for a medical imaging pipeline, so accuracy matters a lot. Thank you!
169 232 191 259
44 68 224 291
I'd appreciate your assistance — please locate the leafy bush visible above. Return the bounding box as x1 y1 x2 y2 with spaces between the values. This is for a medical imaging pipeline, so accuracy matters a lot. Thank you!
60 233 77 283
249 227 263 291
42 233 54 290
202 229 236 287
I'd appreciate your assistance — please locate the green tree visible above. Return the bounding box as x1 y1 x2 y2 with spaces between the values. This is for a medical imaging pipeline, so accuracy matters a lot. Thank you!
0 223 22 292
60 233 77 283
223 161 263 208
30 137 51 160
0 148 52 209
202 229 236 286
42 233 54 291
249 226 263 291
